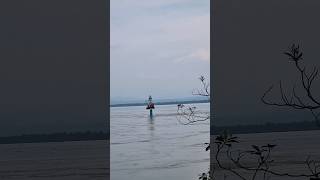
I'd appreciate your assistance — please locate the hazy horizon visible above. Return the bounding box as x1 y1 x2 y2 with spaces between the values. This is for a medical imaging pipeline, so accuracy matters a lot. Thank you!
110 95 209 104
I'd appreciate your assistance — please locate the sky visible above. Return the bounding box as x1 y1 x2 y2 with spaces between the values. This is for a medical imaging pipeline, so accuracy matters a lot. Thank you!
0 0 107 136
111 0 210 103
213 0 320 126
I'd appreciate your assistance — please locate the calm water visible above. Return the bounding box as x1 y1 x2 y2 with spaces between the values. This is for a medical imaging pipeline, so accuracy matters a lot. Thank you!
111 103 210 180
0 140 108 180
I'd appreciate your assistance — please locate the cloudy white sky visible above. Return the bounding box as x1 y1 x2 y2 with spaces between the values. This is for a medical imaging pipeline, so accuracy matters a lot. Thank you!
111 0 210 102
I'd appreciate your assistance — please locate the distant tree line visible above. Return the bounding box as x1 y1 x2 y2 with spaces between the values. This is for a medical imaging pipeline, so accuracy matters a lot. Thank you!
212 121 319 135
0 131 108 144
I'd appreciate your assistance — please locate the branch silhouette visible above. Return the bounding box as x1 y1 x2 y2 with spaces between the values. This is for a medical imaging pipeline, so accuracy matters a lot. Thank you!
212 131 320 180
261 44 320 125
177 76 210 125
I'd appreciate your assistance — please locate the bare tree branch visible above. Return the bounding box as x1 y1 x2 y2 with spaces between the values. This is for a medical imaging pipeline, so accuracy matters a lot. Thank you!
177 76 210 125
192 76 210 97
261 44 320 124
177 104 210 125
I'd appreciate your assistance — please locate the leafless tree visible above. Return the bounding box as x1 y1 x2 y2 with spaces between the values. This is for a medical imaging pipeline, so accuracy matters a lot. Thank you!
261 44 320 125
193 76 210 97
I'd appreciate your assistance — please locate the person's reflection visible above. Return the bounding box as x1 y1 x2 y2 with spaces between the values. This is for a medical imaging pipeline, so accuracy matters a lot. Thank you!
148 116 157 154
148 116 154 131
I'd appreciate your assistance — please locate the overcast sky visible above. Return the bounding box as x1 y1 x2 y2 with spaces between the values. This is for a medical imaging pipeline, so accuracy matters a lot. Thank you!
111 0 210 102
213 0 320 126
0 1 107 136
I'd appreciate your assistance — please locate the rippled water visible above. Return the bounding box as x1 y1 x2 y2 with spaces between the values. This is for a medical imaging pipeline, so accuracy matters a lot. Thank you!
110 103 210 180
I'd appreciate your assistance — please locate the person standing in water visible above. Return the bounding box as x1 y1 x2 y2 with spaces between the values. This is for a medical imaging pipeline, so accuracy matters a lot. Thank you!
146 95 155 117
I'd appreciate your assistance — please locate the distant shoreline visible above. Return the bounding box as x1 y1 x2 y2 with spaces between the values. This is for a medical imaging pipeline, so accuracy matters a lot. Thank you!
212 120 320 135
0 121 319 144
110 99 210 107
0 131 109 145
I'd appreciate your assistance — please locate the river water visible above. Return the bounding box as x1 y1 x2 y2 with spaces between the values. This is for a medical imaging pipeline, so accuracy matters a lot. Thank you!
110 103 210 180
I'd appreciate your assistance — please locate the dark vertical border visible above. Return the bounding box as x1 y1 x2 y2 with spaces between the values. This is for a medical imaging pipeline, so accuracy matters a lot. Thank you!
107 0 110 179
210 0 214 178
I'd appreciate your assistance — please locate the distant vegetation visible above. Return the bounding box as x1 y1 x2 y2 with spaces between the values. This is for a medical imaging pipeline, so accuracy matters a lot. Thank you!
0 131 108 144
212 121 320 135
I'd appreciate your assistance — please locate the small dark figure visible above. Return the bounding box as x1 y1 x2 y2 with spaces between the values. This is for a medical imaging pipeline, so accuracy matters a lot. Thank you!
146 95 155 117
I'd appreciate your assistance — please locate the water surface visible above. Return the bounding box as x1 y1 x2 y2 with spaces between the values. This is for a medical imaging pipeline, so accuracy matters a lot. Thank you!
111 103 210 180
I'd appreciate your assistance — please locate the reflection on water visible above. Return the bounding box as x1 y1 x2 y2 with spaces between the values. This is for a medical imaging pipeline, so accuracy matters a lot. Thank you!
148 115 155 140
111 103 209 180
149 116 155 132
